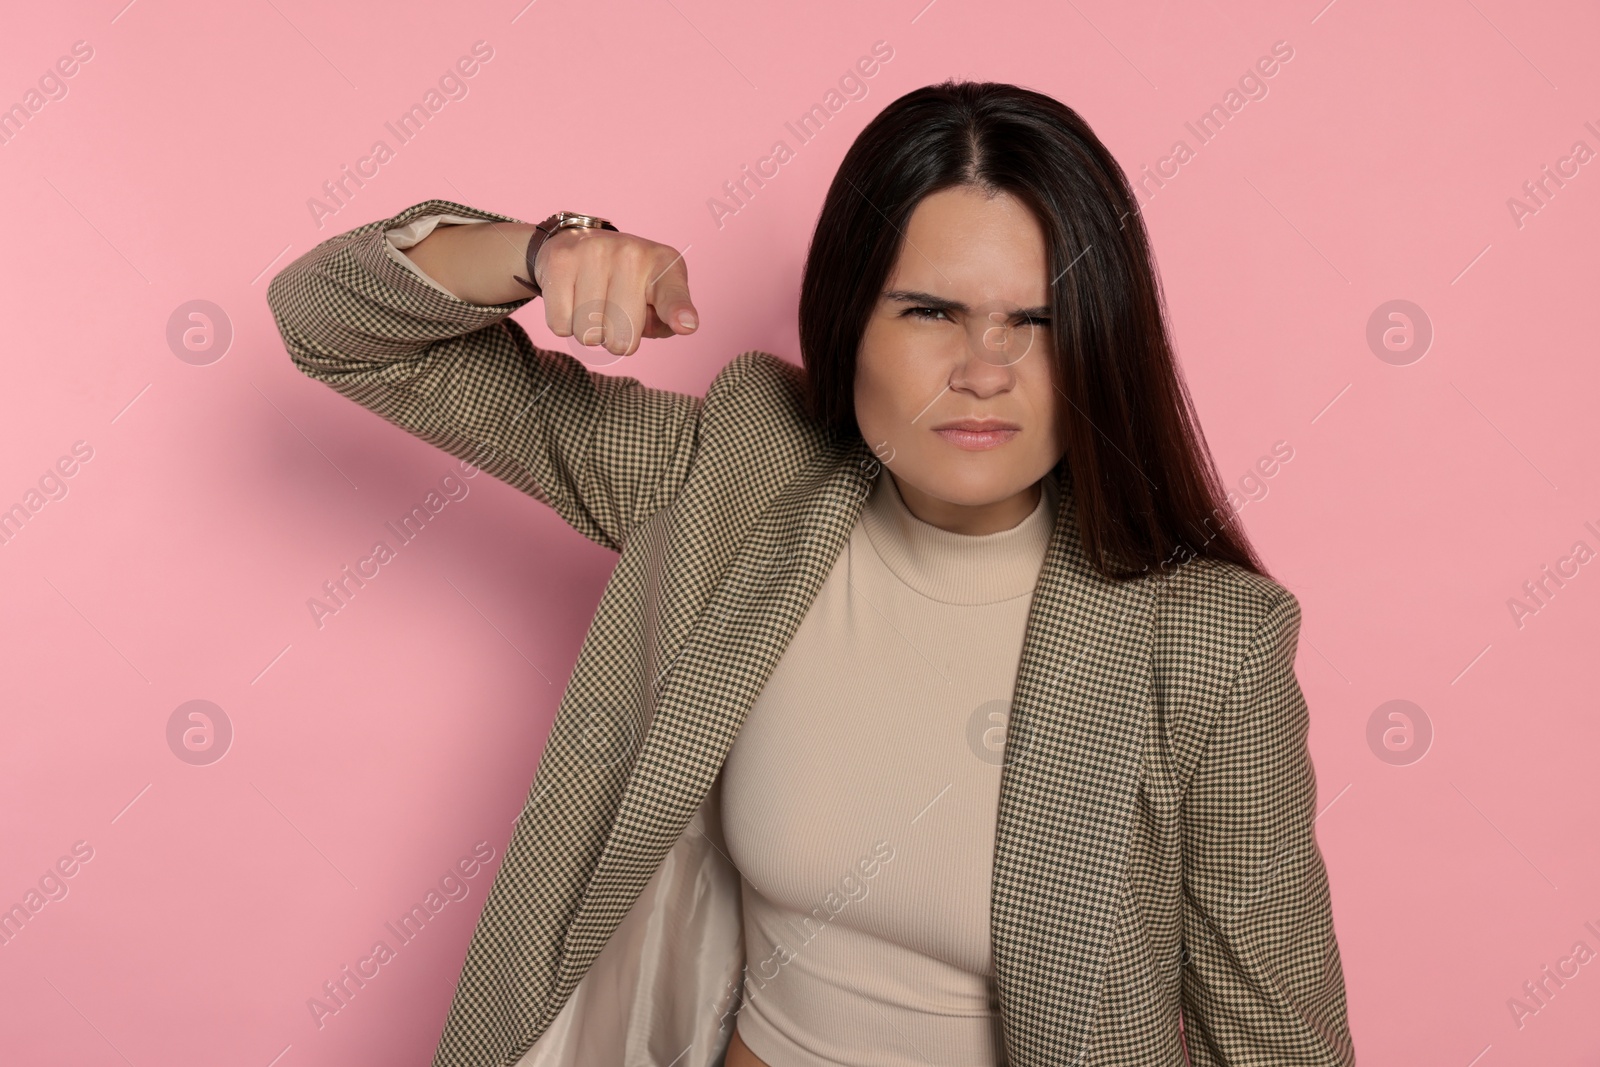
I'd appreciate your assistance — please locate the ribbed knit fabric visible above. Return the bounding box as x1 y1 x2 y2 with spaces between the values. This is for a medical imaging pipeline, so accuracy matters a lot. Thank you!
719 467 1060 1066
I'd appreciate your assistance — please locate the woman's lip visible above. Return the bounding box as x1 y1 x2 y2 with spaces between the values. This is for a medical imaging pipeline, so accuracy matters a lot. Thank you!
933 427 1019 451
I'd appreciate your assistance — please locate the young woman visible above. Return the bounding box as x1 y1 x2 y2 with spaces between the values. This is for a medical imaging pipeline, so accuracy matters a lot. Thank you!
268 80 1354 1067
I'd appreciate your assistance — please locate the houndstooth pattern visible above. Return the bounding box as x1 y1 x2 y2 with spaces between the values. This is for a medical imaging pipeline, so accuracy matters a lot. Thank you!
267 198 1356 1067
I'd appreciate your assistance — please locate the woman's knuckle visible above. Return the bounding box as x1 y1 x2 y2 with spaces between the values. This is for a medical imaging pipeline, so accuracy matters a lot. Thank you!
615 240 646 270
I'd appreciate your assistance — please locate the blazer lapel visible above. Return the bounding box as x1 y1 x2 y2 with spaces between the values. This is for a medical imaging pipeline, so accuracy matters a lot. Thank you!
552 431 879 993
991 466 1157 1063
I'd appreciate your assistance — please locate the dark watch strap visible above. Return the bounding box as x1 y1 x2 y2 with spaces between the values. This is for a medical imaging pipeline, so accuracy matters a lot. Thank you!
512 212 619 298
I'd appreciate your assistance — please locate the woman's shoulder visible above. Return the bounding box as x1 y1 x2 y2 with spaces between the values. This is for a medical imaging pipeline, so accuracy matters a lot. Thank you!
706 350 805 405
1146 554 1301 699
701 350 833 453
1154 554 1298 630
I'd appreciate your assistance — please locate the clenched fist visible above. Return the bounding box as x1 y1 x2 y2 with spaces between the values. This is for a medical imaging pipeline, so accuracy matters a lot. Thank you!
531 226 699 358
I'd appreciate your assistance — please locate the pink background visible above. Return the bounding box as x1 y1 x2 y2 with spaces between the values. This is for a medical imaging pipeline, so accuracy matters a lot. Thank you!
3 0 1597 1063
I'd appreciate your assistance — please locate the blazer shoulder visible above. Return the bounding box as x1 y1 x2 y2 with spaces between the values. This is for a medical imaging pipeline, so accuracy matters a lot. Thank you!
1154 554 1299 641
707 349 805 408
702 350 828 455
1148 557 1302 770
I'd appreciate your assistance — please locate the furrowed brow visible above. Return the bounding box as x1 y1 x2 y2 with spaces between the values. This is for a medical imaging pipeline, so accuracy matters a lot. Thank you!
882 289 1051 319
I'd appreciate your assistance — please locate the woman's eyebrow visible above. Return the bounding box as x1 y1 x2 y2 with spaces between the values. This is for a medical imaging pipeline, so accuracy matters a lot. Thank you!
882 289 1050 318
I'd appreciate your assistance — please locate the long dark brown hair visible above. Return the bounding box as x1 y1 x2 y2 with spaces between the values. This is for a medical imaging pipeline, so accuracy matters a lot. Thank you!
798 79 1267 584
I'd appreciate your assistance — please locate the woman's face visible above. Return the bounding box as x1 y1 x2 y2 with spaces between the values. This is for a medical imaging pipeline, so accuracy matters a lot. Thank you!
854 185 1066 536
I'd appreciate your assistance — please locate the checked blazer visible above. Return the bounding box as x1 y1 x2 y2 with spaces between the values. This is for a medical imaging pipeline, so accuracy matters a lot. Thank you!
266 198 1356 1067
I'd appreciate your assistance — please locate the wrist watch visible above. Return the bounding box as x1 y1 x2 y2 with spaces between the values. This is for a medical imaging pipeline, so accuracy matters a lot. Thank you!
512 211 619 297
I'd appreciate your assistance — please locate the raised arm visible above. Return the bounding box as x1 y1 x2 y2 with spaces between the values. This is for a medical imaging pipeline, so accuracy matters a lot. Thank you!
265 198 704 552
1178 589 1357 1065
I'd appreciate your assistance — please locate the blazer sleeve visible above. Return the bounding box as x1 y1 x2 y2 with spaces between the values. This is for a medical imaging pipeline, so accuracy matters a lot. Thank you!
1177 589 1357 1066
265 197 704 553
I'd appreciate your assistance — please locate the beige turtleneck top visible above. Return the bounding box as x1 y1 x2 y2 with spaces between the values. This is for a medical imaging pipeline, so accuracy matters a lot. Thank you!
719 466 1059 1066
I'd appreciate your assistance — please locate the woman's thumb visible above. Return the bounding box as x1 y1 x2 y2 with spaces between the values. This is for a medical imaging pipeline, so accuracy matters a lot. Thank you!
653 277 698 333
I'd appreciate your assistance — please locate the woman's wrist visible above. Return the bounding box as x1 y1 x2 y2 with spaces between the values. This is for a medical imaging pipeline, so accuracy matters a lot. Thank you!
400 220 541 306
